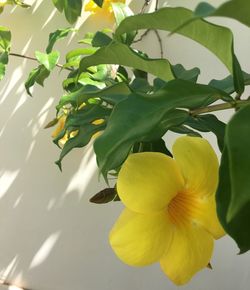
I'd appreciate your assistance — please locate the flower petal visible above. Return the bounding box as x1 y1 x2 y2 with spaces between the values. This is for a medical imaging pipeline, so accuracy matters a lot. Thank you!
117 152 184 214
173 136 218 197
110 208 173 266
193 194 225 239
160 224 214 285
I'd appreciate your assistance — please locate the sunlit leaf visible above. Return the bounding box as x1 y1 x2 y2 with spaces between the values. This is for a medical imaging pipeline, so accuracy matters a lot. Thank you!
35 51 60 71
46 27 75 53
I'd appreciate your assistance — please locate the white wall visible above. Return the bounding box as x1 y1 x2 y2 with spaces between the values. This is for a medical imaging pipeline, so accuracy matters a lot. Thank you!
0 0 249 290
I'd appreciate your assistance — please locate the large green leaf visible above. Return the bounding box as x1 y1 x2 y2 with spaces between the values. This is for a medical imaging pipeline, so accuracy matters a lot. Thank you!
94 79 229 176
217 104 250 253
115 7 236 78
79 41 175 81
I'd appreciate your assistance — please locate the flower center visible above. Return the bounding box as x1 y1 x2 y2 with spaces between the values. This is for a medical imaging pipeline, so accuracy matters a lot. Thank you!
168 192 198 227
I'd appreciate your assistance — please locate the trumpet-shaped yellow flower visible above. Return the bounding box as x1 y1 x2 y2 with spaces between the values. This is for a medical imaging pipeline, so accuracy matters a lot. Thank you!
110 136 225 285
84 0 126 15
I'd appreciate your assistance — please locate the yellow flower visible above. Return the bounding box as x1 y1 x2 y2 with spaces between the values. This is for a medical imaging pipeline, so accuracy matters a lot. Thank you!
84 0 126 15
109 136 225 285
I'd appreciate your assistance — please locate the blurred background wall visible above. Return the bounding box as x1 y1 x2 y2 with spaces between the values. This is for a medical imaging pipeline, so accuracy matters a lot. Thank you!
0 0 249 289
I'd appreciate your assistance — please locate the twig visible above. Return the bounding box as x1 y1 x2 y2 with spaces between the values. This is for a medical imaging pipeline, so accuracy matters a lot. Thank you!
153 29 163 57
133 0 164 58
133 29 151 43
9 52 73 71
141 0 151 13
155 0 159 10
190 99 250 116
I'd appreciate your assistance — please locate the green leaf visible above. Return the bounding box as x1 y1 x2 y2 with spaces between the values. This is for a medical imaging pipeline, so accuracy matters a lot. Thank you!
89 187 118 204
44 118 59 129
94 79 228 176
46 27 75 53
35 51 60 71
186 114 226 151
225 105 250 220
170 125 202 137
13 0 30 8
52 0 64 12
58 81 131 109
133 138 173 157
232 54 244 95
92 31 112 47
0 26 11 52
0 26 11 80
197 0 250 28
25 65 50 96
66 48 97 62
79 41 175 81
25 50 60 95
209 71 250 94
93 0 104 7
115 7 236 77
0 62 6 80
194 2 215 17
53 0 82 24
0 51 9 80
55 104 111 169
217 105 250 253
130 78 152 93
171 64 200 83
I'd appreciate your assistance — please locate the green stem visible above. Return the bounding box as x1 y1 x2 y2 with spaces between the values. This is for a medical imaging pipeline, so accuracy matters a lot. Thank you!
190 99 250 116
